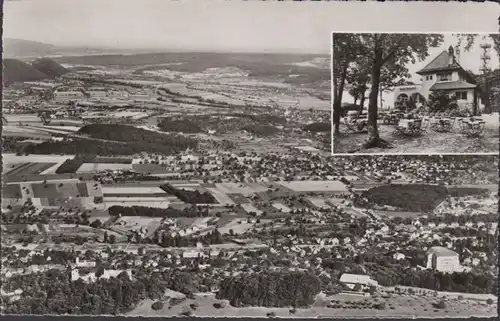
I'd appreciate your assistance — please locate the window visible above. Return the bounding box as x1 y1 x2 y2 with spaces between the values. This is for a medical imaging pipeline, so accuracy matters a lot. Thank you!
438 72 452 81
425 75 434 81
455 91 467 100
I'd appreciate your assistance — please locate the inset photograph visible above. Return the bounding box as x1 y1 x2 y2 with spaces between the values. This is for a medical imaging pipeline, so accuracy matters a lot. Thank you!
332 33 500 154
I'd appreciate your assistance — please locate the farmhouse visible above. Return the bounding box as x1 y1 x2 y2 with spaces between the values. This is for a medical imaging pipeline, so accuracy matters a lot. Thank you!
393 46 483 113
339 273 379 290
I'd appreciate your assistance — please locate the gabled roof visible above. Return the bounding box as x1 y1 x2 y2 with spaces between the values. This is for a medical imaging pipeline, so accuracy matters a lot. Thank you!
430 81 477 91
339 273 378 285
427 246 458 257
417 51 463 75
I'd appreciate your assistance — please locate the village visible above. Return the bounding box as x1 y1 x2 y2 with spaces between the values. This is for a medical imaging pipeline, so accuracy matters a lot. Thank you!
1 148 498 317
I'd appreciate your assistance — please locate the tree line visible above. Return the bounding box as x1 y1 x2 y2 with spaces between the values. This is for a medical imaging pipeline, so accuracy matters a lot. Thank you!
159 183 218 204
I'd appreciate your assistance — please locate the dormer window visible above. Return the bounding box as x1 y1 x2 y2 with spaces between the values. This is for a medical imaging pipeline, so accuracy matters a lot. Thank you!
438 72 452 82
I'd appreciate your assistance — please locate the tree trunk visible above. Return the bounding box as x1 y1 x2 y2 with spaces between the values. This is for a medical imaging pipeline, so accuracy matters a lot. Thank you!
332 63 348 135
379 86 383 111
359 82 367 114
354 97 358 105
364 47 390 149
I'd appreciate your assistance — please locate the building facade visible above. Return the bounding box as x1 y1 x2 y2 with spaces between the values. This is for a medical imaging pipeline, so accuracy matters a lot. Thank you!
426 246 461 273
393 46 483 113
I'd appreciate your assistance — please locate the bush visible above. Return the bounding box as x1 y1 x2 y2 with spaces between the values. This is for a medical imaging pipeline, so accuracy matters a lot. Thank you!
434 299 446 309
486 298 494 305
213 302 225 309
267 312 276 318
373 302 386 310
151 301 164 310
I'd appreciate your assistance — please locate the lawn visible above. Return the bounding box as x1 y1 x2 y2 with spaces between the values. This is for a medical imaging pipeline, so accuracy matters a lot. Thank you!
126 292 497 318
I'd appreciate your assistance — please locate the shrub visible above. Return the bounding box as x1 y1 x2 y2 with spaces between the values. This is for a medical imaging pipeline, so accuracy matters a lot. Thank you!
151 301 164 311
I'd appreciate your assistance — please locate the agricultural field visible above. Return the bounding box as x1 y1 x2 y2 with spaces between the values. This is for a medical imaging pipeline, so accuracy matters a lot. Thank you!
307 197 331 209
241 203 263 215
101 186 168 196
76 163 134 173
214 183 269 196
277 180 349 193
3 162 56 179
205 188 235 205
272 202 291 213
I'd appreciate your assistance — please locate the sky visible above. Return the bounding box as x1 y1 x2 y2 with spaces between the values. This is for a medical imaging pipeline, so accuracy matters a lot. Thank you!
3 0 500 54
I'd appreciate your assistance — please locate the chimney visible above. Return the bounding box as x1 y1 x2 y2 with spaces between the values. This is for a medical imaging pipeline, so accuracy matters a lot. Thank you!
448 46 455 65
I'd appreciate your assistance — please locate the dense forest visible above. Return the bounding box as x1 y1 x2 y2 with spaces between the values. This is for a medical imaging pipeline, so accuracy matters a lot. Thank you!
12 124 199 156
157 117 203 133
159 184 218 204
217 271 321 308
1 268 207 315
356 184 449 212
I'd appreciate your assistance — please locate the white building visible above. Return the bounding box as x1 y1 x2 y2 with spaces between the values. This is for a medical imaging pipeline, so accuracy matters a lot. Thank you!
339 273 379 290
393 46 483 113
426 246 461 273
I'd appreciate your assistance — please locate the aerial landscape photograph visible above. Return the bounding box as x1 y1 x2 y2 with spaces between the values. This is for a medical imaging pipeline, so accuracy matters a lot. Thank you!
332 32 500 154
1 0 498 319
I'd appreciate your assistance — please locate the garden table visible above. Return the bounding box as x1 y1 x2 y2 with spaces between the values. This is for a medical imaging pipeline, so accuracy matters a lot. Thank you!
458 118 486 137
393 118 427 136
430 117 455 133
343 114 368 133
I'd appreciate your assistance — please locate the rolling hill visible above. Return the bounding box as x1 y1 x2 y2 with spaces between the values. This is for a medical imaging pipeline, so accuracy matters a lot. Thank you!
31 58 69 77
3 38 57 58
3 59 48 86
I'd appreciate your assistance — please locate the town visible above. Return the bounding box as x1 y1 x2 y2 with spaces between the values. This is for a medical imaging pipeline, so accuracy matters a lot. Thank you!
2 3 499 319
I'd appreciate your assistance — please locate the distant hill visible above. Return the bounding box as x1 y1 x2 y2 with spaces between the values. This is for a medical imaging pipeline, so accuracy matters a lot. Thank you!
3 38 57 58
31 58 69 77
3 59 48 86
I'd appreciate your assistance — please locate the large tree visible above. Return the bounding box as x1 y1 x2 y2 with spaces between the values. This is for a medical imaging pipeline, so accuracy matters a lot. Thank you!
358 34 443 148
332 34 363 135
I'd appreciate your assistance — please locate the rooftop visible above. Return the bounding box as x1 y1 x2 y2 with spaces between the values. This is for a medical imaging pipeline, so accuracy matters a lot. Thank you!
427 246 458 257
430 81 477 91
339 273 378 286
417 50 463 75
